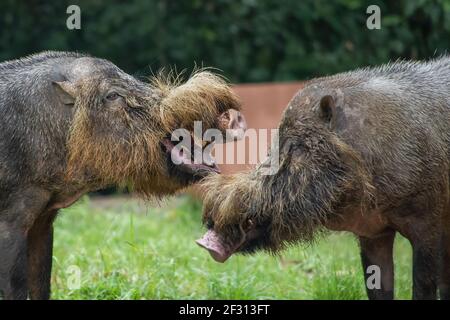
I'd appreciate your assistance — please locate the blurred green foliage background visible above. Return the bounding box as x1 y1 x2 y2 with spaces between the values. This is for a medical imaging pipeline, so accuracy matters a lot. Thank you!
0 0 449 82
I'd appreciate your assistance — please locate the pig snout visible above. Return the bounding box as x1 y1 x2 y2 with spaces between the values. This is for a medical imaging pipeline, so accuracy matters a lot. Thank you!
195 230 233 263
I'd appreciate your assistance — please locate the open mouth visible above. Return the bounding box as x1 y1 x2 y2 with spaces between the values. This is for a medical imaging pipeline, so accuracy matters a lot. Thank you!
161 109 247 183
162 133 220 179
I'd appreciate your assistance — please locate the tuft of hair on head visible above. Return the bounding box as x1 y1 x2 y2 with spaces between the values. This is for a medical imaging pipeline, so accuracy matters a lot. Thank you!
149 67 185 95
150 68 241 132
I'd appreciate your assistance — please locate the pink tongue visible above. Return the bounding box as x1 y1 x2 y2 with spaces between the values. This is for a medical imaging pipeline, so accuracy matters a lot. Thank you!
196 230 232 263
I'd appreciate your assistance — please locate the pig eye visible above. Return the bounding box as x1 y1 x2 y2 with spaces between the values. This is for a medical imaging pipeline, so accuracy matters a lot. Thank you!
243 218 254 231
105 92 120 101
206 219 214 229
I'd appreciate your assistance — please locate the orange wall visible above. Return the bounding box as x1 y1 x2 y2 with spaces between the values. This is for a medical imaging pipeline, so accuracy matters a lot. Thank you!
218 81 304 174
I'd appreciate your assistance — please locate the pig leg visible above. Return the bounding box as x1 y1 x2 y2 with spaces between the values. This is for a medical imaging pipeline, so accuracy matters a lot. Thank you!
405 219 439 299
359 231 395 300
439 232 450 299
438 201 450 299
27 210 56 300
0 188 51 299
399 190 442 299
411 242 438 299
0 223 28 300
408 211 440 299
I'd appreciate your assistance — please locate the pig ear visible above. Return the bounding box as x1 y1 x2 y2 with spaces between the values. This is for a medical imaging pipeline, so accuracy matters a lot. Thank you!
318 90 344 128
52 81 77 105
318 95 336 123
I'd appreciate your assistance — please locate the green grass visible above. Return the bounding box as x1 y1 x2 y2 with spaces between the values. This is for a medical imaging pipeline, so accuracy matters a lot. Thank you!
51 195 413 300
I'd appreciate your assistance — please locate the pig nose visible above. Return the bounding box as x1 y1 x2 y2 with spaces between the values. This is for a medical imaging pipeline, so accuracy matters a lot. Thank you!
196 239 230 263
195 230 232 263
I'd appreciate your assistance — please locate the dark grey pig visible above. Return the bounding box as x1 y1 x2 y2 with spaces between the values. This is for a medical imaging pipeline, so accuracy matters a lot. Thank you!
0 51 245 299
